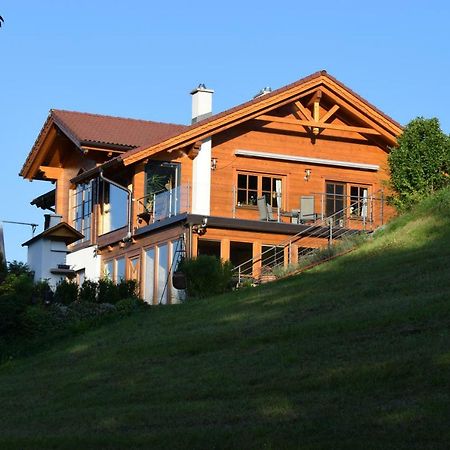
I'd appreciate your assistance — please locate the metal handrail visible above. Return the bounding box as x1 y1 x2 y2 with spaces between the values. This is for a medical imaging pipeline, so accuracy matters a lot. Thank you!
232 199 364 283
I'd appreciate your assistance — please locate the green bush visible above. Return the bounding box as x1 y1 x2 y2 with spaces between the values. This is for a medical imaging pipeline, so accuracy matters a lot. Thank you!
116 297 142 315
0 274 34 336
32 280 54 304
54 280 78 305
7 261 34 278
0 293 28 336
78 280 98 303
117 279 138 300
179 256 233 299
21 305 56 336
388 117 450 210
97 278 120 304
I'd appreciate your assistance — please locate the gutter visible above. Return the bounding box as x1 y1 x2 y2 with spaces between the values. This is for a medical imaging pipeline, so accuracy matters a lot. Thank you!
70 157 122 184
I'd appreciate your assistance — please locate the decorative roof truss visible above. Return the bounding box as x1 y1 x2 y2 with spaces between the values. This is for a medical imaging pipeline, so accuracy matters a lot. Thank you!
255 88 392 145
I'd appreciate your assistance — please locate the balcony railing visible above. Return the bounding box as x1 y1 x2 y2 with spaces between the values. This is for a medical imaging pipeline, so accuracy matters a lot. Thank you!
136 184 190 226
229 186 385 230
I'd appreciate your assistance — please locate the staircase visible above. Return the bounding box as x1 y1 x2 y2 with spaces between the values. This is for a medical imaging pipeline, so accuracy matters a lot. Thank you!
232 201 373 285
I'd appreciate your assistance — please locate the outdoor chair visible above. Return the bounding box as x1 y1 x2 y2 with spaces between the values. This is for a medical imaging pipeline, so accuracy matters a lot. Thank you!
257 196 277 222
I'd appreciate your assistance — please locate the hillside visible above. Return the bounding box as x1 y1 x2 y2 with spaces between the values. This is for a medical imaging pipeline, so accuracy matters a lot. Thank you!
1 189 450 449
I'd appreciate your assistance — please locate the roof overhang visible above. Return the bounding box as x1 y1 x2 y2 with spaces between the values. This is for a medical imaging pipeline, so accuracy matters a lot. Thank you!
22 222 84 247
120 71 402 167
30 189 56 211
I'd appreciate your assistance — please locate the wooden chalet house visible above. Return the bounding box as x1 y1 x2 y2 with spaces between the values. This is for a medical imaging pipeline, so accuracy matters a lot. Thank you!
20 71 402 303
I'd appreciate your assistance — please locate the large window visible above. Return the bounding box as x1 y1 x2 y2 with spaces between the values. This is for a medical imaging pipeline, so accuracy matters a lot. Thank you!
325 182 345 218
101 181 128 234
237 173 282 207
71 182 92 242
350 185 369 219
262 245 284 268
325 181 370 222
145 161 181 218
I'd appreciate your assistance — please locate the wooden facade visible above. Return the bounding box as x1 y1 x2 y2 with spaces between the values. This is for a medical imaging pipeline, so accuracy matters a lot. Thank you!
21 71 402 303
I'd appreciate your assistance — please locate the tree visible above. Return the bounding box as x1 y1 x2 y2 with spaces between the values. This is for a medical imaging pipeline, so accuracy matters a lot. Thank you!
388 117 450 210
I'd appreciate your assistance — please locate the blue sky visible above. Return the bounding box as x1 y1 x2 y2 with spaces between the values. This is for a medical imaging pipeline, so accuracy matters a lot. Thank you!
0 0 449 262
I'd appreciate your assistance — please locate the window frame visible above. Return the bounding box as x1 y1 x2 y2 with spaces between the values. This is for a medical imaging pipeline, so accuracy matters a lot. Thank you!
236 171 284 209
70 181 93 243
324 180 371 222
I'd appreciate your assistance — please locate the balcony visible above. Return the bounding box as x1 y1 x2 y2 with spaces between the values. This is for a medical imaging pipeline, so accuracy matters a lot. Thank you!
136 185 191 226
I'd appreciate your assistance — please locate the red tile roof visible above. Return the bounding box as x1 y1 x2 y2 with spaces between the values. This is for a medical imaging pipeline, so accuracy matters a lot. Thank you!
51 109 187 148
20 109 187 177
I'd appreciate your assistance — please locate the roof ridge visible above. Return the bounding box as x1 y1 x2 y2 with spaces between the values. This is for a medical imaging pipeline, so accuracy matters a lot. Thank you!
51 109 187 128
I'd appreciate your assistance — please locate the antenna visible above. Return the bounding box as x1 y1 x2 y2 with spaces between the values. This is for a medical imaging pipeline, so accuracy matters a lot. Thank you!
2 220 39 235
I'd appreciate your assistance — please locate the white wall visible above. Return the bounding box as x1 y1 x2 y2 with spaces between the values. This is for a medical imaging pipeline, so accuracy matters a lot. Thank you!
66 245 101 282
27 239 68 289
191 137 211 216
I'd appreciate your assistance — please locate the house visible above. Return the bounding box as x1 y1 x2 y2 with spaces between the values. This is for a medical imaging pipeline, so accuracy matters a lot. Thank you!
22 214 83 289
20 70 402 303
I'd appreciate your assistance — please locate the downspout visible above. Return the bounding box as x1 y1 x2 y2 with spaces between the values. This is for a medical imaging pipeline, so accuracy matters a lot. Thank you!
99 169 133 242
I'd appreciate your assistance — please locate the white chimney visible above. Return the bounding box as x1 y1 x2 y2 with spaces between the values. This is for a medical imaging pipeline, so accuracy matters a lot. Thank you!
190 83 214 124
190 83 214 216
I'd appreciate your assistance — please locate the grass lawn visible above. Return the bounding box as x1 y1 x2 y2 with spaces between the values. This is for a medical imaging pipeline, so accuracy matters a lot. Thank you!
1 190 450 449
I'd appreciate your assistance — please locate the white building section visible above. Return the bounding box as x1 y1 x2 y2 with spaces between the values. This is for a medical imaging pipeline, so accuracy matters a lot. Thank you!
190 84 214 216
66 245 102 282
22 217 83 289
191 137 212 216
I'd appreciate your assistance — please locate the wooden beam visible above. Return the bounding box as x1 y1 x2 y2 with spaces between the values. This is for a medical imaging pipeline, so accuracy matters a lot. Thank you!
183 141 202 160
319 85 398 146
321 105 340 123
307 89 322 107
39 166 63 180
256 115 381 135
291 103 313 136
293 101 313 120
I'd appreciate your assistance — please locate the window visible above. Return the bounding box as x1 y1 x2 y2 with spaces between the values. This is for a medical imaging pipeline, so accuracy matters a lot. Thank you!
237 173 282 207
129 257 140 283
103 260 113 280
145 161 181 218
237 173 258 206
116 258 126 282
170 239 186 304
325 181 370 223
349 185 369 219
103 258 125 283
157 244 168 305
197 240 221 259
325 182 345 218
70 182 92 242
262 245 284 268
101 181 128 234
144 248 155 304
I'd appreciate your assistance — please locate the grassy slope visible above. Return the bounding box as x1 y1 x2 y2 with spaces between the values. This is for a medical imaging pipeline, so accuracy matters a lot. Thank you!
1 190 450 449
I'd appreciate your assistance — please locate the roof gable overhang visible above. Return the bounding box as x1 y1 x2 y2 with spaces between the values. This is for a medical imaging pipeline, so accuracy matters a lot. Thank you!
20 112 133 180
22 222 83 247
121 71 403 167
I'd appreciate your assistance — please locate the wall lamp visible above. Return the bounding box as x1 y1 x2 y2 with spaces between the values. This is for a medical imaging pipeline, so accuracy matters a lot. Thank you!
304 169 312 181
211 158 218 171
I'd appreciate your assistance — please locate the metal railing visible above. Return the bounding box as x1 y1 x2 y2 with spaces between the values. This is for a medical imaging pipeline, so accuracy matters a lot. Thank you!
232 198 374 284
229 187 385 229
135 184 190 225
